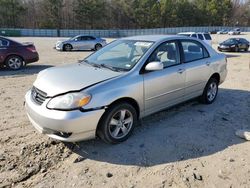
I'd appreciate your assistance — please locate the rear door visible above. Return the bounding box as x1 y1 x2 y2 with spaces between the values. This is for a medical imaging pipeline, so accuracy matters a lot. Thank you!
143 41 186 115
180 40 212 100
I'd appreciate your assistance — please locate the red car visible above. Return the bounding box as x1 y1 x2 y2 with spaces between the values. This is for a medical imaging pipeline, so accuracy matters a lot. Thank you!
0 36 39 70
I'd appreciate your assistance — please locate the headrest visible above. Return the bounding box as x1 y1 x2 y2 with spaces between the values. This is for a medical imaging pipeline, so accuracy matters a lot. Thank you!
188 45 201 53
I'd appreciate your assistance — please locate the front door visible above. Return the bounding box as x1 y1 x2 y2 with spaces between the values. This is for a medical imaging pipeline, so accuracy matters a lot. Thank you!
143 41 186 115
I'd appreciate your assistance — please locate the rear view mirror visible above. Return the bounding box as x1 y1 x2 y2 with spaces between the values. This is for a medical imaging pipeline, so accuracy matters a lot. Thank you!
145 61 163 71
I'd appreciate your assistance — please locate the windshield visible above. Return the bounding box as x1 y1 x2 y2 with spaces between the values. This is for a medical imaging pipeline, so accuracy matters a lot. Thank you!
223 39 236 44
84 40 154 71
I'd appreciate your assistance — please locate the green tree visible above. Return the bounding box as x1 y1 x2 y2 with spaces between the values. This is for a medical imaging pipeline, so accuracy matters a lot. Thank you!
39 0 64 29
0 0 25 27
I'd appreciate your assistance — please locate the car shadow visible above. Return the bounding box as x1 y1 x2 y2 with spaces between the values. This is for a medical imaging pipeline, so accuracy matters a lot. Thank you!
0 64 53 77
65 88 249 167
58 49 94 52
226 54 240 58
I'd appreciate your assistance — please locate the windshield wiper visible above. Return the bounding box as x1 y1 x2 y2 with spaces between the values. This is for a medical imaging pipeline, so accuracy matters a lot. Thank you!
81 60 101 68
100 64 127 72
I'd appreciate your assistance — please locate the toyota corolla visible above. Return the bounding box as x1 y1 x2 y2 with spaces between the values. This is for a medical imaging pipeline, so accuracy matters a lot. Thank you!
25 35 227 144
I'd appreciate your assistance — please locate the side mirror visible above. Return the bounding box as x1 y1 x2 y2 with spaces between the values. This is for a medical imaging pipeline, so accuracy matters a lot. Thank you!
145 61 163 71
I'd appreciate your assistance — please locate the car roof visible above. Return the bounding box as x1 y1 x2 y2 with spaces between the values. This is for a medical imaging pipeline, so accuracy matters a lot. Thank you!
178 32 209 35
122 35 190 42
178 32 196 35
75 35 95 38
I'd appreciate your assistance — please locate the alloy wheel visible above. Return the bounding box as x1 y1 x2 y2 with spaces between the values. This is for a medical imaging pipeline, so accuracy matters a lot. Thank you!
108 109 133 139
207 82 218 102
7 57 22 70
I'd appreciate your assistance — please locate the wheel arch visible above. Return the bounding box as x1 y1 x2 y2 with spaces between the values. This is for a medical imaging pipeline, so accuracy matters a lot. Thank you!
63 43 73 50
95 97 140 136
209 73 220 83
4 54 25 65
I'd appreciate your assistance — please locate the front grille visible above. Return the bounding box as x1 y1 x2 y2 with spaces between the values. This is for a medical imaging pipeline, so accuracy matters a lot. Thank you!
31 86 47 105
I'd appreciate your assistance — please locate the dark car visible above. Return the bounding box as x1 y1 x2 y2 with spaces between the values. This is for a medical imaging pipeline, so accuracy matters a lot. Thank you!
0 36 39 70
218 38 249 52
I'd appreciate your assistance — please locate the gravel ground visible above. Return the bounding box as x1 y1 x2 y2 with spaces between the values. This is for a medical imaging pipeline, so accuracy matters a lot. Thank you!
0 34 250 188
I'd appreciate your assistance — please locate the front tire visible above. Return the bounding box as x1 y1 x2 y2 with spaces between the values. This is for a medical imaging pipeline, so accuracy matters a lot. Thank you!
95 43 102 51
5 55 23 70
245 46 249 52
97 103 138 144
200 78 218 104
63 44 72 51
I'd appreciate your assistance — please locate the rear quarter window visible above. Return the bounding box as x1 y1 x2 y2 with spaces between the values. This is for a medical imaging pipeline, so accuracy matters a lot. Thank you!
204 34 212 40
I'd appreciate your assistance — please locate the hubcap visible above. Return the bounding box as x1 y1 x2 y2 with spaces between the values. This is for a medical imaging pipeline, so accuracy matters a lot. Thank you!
65 45 71 51
207 82 217 102
108 109 133 139
96 45 101 50
8 57 22 69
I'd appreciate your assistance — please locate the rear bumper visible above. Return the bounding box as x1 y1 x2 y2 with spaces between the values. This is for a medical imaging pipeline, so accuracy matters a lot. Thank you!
25 90 105 142
25 53 39 64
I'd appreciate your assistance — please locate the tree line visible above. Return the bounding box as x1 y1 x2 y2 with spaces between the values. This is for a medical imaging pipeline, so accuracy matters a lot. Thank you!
0 0 249 29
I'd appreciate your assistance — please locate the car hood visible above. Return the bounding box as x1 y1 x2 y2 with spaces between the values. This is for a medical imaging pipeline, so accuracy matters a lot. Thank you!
34 63 122 97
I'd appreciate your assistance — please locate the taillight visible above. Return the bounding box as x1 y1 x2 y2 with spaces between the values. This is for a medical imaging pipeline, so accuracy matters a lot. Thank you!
27 46 37 53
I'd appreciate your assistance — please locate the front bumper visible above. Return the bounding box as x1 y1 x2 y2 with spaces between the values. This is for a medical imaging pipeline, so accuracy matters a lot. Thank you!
218 46 235 52
25 90 105 142
55 43 63 51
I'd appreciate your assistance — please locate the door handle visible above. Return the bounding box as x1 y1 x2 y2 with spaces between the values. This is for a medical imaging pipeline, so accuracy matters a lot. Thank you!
177 68 185 74
206 62 211 66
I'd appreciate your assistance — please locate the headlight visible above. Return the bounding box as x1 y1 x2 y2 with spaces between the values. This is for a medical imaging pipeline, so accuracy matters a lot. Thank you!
230 45 236 47
47 92 91 110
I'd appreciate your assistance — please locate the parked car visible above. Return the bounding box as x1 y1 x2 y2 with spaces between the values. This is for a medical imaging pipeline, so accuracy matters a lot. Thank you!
177 32 212 45
0 36 39 70
217 29 229 34
228 28 241 35
55 35 107 51
218 38 249 52
25 35 227 143
209 30 219 34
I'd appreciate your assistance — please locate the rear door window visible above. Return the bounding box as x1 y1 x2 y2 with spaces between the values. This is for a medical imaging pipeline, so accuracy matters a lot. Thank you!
181 40 209 63
197 34 204 40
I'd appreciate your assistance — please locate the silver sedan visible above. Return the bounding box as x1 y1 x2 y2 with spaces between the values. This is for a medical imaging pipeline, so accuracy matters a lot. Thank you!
55 35 107 51
25 35 227 144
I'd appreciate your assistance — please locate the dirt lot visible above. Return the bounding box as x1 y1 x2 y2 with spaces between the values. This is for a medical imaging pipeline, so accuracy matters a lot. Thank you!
0 34 250 188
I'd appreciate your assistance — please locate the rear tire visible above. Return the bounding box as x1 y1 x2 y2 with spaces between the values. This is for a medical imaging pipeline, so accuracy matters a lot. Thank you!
97 103 138 144
5 55 23 70
95 43 102 51
200 78 218 104
63 44 72 51
245 46 249 52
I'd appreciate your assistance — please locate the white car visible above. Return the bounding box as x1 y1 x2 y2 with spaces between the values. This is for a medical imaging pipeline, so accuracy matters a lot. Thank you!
228 28 241 35
55 35 107 51
217 29 229 34
178 32 212 45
